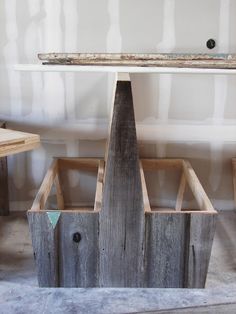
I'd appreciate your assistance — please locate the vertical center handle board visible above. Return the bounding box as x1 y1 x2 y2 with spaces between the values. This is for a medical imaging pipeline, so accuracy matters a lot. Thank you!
99 73 145 287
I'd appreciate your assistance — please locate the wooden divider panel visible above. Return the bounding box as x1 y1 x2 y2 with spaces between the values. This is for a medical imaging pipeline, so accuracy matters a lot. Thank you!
99 78 145 287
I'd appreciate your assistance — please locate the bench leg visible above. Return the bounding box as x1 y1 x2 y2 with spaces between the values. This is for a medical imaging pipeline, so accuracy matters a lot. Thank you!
0 122 9 216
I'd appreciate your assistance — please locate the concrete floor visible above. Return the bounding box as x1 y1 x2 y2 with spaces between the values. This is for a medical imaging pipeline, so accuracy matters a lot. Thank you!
0 210 236 313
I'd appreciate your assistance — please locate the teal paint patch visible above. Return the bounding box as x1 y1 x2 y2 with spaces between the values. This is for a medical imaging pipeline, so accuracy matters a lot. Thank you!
46 211 61 229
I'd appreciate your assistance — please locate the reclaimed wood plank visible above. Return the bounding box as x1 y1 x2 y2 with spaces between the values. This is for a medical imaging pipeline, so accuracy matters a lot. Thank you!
175 173 186 211
145 213 189 288
145 212 216 288
38 53 236 68
27 212 59 287
94 160 104 212
99 78 145 287
39 52 236 61
58 158 99 171
183 161 216 212
31 159 58 211
59 212 99 287
186 213 217 288
141 159 182 171
54 174 64 210
140 161 151 212
0 122 9 216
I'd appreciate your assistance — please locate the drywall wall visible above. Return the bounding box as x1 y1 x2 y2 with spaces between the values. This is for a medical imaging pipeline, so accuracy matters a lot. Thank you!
0 0 236 210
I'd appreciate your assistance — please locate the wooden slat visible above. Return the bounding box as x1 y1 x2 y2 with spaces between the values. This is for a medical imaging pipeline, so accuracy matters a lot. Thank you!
58 158 99 171
145 212 216 288
141 159 183 171
39 52 236 61
54 174 64 210
140 161 151 212
46 207 96 213
99 79 145 287
186 214 217 288
39 53 236 69
175 173 186 211
94 160 104 212
0 128 40 157
28 212 59 287
59 212 99 287
0 122 9 216
31 160 58 211
145 213 189 287
183 161 216 212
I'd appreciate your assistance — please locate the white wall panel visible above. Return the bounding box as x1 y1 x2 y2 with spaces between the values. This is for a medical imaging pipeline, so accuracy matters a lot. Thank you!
0 0 235 210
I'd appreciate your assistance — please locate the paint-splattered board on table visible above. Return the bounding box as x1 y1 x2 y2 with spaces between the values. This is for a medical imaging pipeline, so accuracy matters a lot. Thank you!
38 53 236 68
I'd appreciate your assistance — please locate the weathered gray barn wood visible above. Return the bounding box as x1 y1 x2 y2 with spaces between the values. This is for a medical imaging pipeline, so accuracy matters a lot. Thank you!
142 159 217 288
28 79 217 289
145 213 216 288
28 211 99 288
38 53 236 68
28 158 102 287
28 212 59 287
145 213 189 288
99 78 145 287
59 212 99 287
186 214 216 288
0 122 9 216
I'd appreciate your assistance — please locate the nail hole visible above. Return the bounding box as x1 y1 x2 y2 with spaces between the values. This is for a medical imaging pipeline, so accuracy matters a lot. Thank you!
73 232 82 243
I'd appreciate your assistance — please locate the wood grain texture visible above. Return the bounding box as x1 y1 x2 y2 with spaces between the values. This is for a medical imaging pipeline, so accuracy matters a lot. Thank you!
145 212 216 288
0 128 40 157
0 122 9 216
28 212 59 287
31 159 58 211
39 53 236 69
99 80 145 287
54 173 64 210
175 173 186 211
183 161 215 212
39 52 236 61
186 213 217 288
59 212 99 287
145 213 189 288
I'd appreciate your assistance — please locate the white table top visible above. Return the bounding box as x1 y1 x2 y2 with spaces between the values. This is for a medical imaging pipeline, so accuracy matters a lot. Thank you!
14 64 236 75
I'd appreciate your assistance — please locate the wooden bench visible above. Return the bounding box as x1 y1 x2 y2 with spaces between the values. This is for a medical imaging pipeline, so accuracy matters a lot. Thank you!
0 123 40 216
